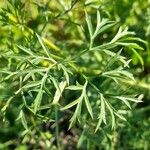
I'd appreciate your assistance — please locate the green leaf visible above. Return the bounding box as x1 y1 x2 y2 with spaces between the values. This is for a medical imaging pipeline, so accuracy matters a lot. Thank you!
34 88 43 113
96 21 116 36
17 45 34 56
96 10 101 25
77 130 86 148
103 68 135 81
115 96 143 103
66 85 83 90
100 94 106 124
50 76 60 92
69 100 83 129
22 81 41 89
23 71 35 82
119 37 147 44
91 42 117 51
85 11 93 38
36 33 50 58
59 64 72 85
130 48 144 69
17 110 29 131
95 94 107 132
53 81 67 104
0 72 18 82
1 97 13 112
111 27 134 43
93 16 116 39
95 117 102 133
119 70 135 81
105 100 115 129
114 112 126 121
61 98 80 110
118 98 131 109
117 42 144 50
84 94 93 118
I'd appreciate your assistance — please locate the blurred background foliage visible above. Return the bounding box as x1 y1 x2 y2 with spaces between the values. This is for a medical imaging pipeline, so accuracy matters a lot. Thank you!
0 0 150 149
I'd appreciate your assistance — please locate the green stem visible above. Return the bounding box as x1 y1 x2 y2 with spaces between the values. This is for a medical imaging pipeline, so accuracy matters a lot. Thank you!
55 105 60 149
89 38 94 50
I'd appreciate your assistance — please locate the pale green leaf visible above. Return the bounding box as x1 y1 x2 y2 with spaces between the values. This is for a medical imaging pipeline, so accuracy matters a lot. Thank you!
105 100 115 129
85 11 93 38
115 96 143 103
69 100 82 129
84 94 93 118
20 111 29 131
34 88 43 113
22 81 41 89
36 33 50 58
59 64 72 85
117 42 144 50
100 94 106 124
61 98 80 110
95 117 102 132
17 45 34 56
66 85 83 90
114 112 126 121
131 48 144 69
50 76 60 92
17 110 29 131
53 81 67 104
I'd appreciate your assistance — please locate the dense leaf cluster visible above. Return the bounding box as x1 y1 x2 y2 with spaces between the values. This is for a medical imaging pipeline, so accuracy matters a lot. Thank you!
0 0 149 149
